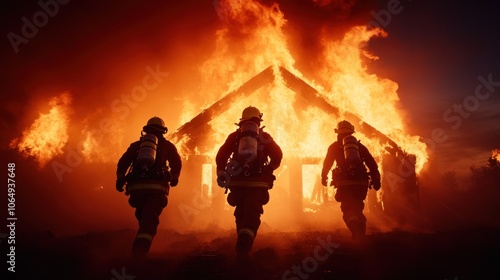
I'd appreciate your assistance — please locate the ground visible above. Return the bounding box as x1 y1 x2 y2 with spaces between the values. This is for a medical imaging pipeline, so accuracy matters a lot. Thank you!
9 225 500 280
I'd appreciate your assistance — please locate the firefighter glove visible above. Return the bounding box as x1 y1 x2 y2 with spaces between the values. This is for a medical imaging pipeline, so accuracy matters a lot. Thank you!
170 178 179 187
262 165 274 175
321 177 328 187
116 178 126 192
372 179 381 191
216 169 228 188
217 175 228 188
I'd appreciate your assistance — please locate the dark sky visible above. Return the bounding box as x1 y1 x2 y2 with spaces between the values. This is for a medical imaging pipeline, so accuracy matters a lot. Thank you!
366 0 500 171
1 0 499 234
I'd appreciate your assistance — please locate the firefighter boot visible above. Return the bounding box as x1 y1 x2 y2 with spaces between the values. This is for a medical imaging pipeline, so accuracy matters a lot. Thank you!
132 237 152 259
350 221 366 242
236 228 255 261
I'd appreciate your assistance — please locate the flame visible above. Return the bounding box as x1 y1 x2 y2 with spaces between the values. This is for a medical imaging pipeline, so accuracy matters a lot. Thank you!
80 130 108 163
178 0 428 175
201 163 213 199
492 149 500 163
79 117 125 163
10 92 72 167
11 0 429 194
180 0 296 125
318 26 428 172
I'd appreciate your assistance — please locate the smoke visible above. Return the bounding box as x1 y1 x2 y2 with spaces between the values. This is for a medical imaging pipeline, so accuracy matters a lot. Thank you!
277 0 378 79
312 0 356 9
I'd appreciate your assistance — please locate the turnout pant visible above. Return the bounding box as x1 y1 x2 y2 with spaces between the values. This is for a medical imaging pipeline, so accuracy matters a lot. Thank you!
227 188 270 252
334 186 368 239
128 193 168 257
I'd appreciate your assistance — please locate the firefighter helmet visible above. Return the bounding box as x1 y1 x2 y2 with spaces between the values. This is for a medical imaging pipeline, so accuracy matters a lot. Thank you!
240 106 263 123
335 120 355 135
144 116 168 134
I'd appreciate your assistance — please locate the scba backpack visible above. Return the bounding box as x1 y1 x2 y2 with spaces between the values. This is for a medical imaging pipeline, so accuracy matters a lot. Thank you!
237 121 260 171
127 134 170 183
332 135 369 187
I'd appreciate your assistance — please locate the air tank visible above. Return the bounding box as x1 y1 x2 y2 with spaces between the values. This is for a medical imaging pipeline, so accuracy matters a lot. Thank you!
136 133 158 169
343 135 362 167
238 121 259 164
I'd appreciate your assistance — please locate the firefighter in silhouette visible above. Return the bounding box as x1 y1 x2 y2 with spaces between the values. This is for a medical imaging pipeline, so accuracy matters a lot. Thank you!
321 120 380 241
216 106 282 259
116 116 182 258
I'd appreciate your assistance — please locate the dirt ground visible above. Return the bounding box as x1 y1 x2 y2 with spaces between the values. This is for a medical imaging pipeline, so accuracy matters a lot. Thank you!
9 224 500 280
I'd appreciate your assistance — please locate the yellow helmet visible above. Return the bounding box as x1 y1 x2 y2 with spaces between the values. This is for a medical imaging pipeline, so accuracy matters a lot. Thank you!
335 120 355 134
240 106 263 123
144 116 168 134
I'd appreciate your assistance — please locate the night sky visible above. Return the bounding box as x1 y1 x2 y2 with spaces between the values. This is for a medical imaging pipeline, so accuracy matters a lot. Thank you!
1 0 499 234
366 0 500 172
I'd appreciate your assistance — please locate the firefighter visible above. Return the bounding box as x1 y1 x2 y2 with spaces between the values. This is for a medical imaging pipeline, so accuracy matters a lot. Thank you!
321 120 381 241
116 116 182 258
216 106 282 259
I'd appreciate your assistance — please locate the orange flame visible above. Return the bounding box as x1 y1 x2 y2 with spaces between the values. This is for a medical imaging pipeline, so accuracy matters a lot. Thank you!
319 26 428 172
492 149 500 163
10 92 72 167
179 0 428 174
79 117 125 163
11 1 429 182
180 0 296 124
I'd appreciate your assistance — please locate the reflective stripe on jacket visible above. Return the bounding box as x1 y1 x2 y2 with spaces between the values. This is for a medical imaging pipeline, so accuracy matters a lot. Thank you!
126 183 166 194
335 178 369 188
228 180 270 189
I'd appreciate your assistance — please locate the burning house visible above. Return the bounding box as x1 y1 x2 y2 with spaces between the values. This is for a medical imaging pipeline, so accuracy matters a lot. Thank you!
168 64 423 226
163 1 428 227
9 1 429 231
